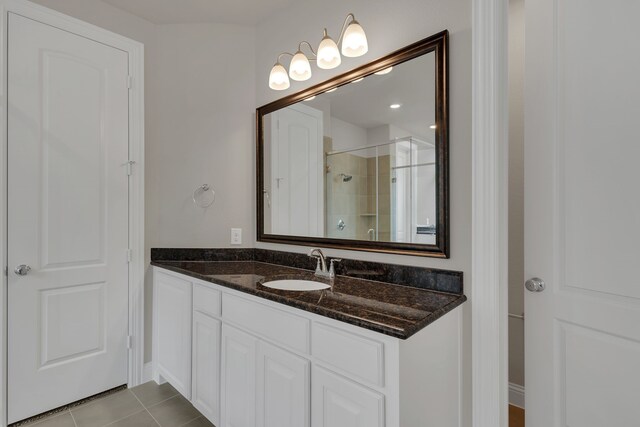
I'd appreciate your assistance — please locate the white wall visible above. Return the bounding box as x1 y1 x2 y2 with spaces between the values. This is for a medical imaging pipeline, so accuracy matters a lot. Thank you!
255 1 472 424
331 117 368 152
508 0 525 390
146 23 255 249
145 23 255 361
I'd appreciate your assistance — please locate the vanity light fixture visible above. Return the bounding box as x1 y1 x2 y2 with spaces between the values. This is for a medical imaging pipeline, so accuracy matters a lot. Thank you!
375 66 393 75
304 96 316 101
268 13 368 90
390 103 402 109
326 88 338 93
430 124 437 129
353 77 364 83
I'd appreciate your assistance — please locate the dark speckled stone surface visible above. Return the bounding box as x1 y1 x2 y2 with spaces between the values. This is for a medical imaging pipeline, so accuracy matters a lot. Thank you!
151 248 466 339
151 248 463 294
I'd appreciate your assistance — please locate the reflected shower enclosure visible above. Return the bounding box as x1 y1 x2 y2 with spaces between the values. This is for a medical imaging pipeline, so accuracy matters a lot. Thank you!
325 137 436 244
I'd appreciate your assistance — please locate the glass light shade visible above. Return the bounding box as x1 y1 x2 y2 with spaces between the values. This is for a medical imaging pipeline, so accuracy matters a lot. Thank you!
269 62 290 90
341 20 368 57
289 51 312 81
317 35 341 69
375 66 393 75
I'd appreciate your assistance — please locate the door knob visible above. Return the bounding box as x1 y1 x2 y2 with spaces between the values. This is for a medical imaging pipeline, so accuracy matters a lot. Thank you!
14 264 31 276
525 277 545 292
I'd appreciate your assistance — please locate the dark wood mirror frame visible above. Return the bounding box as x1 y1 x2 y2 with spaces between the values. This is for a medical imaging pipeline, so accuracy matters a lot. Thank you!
256 30 449 258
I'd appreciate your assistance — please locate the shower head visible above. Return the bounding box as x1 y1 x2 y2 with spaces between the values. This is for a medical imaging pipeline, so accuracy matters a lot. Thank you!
340 173 353 182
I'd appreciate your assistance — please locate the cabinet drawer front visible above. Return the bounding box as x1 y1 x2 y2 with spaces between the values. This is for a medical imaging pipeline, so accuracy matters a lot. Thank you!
312 322 385 387
193 282 221 318
312 366 385 427
223 294 310 354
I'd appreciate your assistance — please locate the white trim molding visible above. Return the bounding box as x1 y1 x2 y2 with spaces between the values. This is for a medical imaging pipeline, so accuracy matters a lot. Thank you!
0 1 145 425
509 383 525 409
471 0 510 427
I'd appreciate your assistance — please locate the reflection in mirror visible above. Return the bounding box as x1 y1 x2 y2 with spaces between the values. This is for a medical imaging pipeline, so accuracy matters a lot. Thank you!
263 52 436 244
258 31 448 257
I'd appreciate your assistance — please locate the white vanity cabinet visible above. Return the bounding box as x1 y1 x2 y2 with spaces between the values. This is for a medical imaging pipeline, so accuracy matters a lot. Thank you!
257 340 310 427
192 310 221 424
152 270 193 398
221 324 257 427
152 267 462 427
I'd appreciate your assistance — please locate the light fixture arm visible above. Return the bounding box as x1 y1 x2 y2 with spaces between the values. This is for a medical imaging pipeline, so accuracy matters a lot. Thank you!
297 41 317 59
336 13 356 45
276 52 294 63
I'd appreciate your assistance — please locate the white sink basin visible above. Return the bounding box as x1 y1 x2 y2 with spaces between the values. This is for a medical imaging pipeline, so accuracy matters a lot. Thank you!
261 279 330 291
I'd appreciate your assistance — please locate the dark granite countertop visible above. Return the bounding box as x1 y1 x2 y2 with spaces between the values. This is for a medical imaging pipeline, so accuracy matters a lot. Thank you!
151 259 466 339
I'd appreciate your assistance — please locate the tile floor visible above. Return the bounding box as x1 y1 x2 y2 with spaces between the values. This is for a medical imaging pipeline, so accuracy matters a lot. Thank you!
19 382 213 427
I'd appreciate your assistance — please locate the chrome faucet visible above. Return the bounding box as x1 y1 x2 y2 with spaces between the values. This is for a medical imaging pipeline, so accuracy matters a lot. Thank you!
308 248 341 279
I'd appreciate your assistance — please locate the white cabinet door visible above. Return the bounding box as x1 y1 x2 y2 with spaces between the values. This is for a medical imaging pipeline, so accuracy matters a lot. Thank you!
257 341 310 427
192 312 221 426
222 324 257 427
154 271 192 398
312 366 385 427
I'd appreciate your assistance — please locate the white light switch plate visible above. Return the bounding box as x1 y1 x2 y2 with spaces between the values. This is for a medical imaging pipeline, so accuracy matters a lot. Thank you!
231 228 242 245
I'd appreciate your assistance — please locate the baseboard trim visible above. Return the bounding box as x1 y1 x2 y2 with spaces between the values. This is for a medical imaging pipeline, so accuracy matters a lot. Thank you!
142 362 153 384
509 382 525 409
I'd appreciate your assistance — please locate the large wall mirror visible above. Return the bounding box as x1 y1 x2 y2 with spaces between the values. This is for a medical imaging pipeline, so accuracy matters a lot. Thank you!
257 30 449 257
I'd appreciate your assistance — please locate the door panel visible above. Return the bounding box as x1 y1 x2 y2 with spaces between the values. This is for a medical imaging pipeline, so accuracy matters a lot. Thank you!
525 0 640 425
271 104 324 236
7 13 130 423
222 324 257 427
154 272 193 398
192 311 221 425
312 366 384 427
257 341 310 427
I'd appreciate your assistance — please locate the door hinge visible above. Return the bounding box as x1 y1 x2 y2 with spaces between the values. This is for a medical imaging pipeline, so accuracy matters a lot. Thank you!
126 249 132 263
4 266 7 276
127 335 133 349
126 160 136 176
127 75 133 90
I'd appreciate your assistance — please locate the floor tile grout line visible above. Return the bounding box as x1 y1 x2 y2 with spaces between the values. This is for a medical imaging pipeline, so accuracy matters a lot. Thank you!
140 393 180 410
68 409 78 427
177 415 202 427
130 390 162 427
73 390 144 427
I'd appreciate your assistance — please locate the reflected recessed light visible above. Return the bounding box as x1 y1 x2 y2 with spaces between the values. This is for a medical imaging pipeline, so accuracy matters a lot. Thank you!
353 77 364 83
326 88 337 93
375 67 393 75
305 96 316 101
389 103 402 109
430 124 437 129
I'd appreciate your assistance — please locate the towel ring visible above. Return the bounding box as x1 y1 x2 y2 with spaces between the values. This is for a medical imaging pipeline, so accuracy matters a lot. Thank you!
193 184 215 208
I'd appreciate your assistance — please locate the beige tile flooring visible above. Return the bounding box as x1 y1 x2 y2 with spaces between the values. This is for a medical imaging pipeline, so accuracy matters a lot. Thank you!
19 382 213 427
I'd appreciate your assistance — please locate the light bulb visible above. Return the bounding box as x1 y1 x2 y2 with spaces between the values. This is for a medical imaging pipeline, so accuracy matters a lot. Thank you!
375 67 393 75
317 31 341 70
289 51 312 81
269 62 290 90
341 19 368 57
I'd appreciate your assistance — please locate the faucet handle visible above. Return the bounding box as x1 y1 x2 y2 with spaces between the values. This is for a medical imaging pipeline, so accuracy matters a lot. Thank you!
329 258 342 278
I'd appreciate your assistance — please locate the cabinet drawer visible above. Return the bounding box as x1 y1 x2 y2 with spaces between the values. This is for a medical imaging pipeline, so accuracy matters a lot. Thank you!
312 322 385 387
193 283 221 318
222 294 310 354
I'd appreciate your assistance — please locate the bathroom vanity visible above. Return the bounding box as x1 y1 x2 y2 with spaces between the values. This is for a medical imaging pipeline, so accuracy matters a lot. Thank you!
151 249 465 427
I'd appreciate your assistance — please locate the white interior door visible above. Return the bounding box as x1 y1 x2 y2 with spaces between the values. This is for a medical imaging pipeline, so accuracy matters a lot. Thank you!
271 104 323 237
7 13 130 423
525 1 640 426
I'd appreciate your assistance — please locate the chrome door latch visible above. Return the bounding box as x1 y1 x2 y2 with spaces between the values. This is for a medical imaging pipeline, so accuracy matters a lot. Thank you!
14 264 31 276
525 277 545 292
